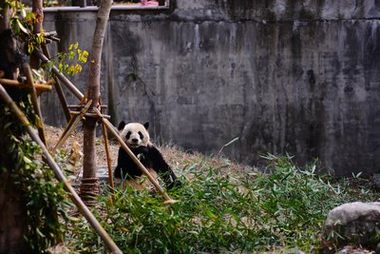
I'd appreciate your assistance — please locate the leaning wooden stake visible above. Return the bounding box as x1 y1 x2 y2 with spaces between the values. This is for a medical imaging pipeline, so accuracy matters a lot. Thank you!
94 108 177 205
101 122 114 189
37 51 84 100
22 63 46 144
51 100 92 154
41 44 71 122
0 84 122 254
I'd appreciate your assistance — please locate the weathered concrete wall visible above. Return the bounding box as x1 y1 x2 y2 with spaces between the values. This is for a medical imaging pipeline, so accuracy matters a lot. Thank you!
41 0 380 176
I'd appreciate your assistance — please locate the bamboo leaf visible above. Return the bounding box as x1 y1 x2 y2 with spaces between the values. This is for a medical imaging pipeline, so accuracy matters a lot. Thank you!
16 19 29 34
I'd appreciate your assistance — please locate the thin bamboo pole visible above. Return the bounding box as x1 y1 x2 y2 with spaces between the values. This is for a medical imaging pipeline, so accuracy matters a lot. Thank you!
37 51 84 100
41 44 71 122
70 111 111 119
51 100 92 154
101 122 114 189
0 84 122 254
22 63 46 144
94 108 177 205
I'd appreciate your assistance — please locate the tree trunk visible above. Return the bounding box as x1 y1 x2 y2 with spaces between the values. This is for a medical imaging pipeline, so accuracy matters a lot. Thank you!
0 1 10 31
30 0 43 68
0 173 29 253
80 0 113 204
0 4 29 253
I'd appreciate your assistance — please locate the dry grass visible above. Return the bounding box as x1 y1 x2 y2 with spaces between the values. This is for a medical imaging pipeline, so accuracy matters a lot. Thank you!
44 125 254 178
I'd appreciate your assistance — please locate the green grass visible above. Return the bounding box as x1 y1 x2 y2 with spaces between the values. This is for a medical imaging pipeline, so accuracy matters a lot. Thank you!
65 154 379 253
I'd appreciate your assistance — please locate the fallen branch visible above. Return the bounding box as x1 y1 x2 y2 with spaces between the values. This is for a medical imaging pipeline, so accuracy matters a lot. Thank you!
217 137 239 157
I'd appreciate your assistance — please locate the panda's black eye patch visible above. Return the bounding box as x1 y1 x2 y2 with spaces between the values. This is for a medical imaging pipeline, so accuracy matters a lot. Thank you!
125 131 131 140
138 131 144 139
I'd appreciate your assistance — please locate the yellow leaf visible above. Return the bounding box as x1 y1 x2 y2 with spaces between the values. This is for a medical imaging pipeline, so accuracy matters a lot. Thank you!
16 19 29 34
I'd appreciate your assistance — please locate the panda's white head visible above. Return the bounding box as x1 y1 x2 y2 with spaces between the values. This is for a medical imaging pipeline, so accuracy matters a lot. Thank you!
118 121 150 148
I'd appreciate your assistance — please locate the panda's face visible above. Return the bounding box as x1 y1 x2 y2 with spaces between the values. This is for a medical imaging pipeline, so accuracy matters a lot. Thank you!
119 122 150 148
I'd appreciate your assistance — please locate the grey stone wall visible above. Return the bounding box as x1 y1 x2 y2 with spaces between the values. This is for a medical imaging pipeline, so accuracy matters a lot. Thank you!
41 0 380 176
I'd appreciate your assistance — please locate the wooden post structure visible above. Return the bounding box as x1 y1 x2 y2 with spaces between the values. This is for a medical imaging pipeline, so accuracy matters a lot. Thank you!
51 100 92 154
0 84 123 254
36 47 176 203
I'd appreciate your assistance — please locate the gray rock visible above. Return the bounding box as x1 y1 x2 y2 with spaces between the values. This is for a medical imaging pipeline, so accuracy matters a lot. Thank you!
323 202 380 249
284 248 305 254
336 245 374 254
72 167 110 187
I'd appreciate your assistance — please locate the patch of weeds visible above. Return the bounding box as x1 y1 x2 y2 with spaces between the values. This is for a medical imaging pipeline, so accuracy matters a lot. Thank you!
66 154 380 253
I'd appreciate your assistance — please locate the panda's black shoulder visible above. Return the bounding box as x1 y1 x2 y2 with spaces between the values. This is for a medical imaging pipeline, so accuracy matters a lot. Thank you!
146 144 163 156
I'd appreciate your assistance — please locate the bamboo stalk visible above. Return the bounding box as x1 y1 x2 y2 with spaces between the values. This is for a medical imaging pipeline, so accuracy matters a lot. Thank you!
37 51 84 100
101 122 114 189
0 78 52 91
23 63 46 145
51 100 92 154
0 84 122 254
94 108 177 205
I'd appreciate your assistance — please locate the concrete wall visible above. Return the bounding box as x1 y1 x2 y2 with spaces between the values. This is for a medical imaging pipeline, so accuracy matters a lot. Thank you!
41 0 380 176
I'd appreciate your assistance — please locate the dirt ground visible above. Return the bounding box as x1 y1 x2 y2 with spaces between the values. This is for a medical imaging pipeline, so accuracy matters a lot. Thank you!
45 125 118 172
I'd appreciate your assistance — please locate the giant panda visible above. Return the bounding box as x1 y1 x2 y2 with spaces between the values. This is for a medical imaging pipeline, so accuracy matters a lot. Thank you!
114 121 181 190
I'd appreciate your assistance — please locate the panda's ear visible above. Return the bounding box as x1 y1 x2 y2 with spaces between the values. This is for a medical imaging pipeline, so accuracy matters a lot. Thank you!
143 122 149 130
118 121 126 131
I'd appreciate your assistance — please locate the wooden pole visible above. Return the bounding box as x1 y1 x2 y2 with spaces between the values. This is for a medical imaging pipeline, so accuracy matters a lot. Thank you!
51 100 92 154
0 84 122 254
0 78 52 91
41 44 71 122
22 63 46 144
101 122 114 189
81 0 113 204
30 0 43 68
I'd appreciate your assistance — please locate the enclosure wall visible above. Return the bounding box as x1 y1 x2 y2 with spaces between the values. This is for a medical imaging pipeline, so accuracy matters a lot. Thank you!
42 0 380 176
